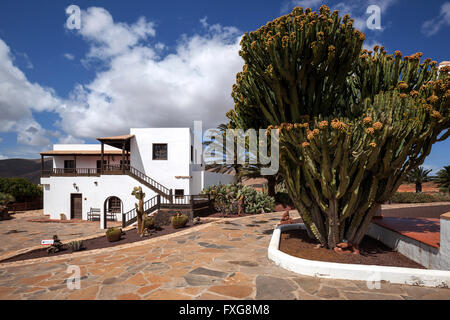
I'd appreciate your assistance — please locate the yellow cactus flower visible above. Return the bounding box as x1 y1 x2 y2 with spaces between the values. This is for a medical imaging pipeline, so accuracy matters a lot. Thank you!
302 142 310 148
319 120 329 129
363 117 372 124
373 122 383 130
431 110 442 119
369 142 377 148
427 95 439 104
366 128 375 135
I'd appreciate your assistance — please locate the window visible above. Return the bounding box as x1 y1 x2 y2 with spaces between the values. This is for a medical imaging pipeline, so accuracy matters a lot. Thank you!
108 197 122 213
191 146 194 162
64 160 75 169
153 144 168 160
175 189 184 199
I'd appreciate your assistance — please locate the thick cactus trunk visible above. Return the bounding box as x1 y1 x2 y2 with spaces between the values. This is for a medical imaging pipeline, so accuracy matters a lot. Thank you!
132 186 146 237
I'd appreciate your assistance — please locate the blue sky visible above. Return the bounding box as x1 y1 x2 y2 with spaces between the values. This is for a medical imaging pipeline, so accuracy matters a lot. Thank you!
0 0 449 173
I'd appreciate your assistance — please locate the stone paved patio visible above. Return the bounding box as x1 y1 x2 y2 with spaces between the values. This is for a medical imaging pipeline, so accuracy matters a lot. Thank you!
0 210 120 259
0 211 449 300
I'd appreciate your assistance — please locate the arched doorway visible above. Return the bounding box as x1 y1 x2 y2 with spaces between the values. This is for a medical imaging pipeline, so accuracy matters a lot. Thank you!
103 196 123 224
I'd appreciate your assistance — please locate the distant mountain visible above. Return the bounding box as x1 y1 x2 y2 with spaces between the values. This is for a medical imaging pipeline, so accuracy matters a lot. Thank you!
0 158 52 184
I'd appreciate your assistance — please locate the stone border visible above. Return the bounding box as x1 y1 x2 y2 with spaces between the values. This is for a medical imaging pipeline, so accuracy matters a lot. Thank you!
268 224 450 288
0 218 227 268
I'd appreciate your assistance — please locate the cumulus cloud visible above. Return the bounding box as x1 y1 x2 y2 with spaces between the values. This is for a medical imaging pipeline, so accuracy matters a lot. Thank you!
1 7 244 157
59 10 244 138
0 38 61 153
71 7 156 61
63 53 75 60
422 2 450 36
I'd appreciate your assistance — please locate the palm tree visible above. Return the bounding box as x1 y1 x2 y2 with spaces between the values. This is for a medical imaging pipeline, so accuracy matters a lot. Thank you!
203 124 281 196
406 166 433 193
436 166 450 194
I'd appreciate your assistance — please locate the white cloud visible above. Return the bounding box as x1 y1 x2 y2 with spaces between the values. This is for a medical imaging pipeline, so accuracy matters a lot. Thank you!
57 134 85 144
0 154 7 160
63 53 75 60
69 7 156 62
422 2 450 36
0 38 61 153
58 9 244 139
1 7 244 158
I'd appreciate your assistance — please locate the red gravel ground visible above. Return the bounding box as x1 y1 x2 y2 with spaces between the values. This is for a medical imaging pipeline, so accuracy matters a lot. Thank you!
279 228 425 269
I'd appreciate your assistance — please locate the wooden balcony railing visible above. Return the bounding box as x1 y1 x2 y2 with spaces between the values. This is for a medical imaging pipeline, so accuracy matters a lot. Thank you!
41 168 101 177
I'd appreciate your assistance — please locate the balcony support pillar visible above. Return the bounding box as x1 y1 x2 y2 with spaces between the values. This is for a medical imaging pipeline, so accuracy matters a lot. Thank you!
101 142 104 175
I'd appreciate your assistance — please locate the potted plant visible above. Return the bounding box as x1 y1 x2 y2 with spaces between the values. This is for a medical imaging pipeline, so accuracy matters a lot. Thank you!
171 213 188 229
105 227 122 242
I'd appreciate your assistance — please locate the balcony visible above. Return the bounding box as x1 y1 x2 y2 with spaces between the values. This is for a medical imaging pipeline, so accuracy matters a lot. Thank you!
42 165 130 178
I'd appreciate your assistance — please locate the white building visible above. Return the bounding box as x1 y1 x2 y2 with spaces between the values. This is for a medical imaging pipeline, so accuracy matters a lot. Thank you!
40 128 234 224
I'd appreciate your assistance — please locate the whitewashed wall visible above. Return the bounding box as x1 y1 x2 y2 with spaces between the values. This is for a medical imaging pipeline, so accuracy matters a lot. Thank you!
41 175 157 221
130 128 191 195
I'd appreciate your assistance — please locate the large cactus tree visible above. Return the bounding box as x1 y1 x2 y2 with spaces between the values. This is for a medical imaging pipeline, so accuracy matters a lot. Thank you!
227 5 450 249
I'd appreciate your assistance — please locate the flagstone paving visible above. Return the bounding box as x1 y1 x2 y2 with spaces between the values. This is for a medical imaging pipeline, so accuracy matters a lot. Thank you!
0 210 121 260
0 211 449 300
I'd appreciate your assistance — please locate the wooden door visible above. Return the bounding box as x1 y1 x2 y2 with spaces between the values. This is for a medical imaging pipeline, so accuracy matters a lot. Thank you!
71 194 82 220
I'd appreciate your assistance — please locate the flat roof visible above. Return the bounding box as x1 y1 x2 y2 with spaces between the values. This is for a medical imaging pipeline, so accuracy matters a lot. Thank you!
40 150 124 156
97 134 135 141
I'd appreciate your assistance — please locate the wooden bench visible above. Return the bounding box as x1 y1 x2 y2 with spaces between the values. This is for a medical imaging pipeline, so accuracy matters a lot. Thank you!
87 208 101 221
106 210 117 221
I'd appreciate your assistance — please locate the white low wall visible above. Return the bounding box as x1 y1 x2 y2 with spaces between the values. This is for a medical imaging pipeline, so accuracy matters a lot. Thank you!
366 224 441 270
367 212 450 271
268 224 450 288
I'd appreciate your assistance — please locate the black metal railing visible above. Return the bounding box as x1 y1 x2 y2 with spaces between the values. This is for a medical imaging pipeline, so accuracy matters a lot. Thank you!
122 194 213 227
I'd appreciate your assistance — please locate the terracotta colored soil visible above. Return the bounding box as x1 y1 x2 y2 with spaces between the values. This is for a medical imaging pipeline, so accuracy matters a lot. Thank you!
397 182 439 193
279 229 425 269
1 221 210 263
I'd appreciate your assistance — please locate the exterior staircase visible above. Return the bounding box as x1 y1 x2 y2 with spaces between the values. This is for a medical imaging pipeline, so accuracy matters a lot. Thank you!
126 166 173 200
121 194 212 228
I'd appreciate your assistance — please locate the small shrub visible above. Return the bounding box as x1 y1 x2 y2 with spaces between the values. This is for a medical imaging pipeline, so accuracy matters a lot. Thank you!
172 213 188 229
144 216 155 229
0 193 15 206
47 235 64 254
68 240 85 252
105 227 122 242
389 192 450 203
